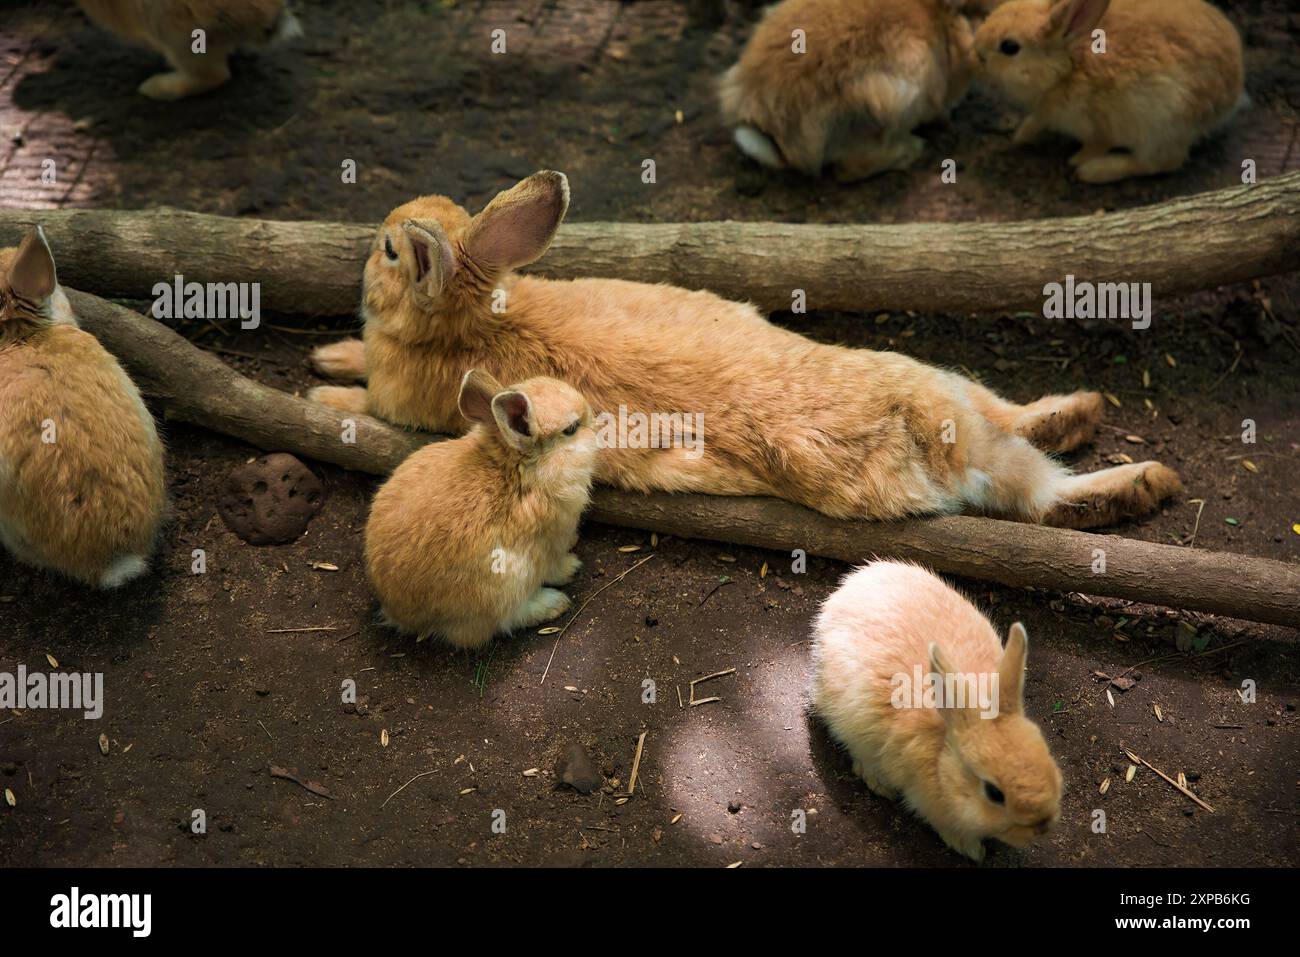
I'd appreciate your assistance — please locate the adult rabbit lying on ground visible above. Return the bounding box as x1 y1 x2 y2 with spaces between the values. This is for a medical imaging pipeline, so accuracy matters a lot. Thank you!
309 171 1181 529
0 227 166 587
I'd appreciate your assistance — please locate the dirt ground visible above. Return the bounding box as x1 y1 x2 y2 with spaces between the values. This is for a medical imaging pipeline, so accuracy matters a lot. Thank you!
1 0 1297 868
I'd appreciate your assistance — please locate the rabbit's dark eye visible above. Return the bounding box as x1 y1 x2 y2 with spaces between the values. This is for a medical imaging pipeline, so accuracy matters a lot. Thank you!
983 781 1006 804
384 236 398 260
999 39 1021 56
563 420 580 437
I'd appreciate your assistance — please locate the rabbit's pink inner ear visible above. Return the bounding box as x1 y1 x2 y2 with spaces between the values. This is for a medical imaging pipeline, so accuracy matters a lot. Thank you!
1049 0 1109 39
464 171 570 275
491 390 535 446
9 227 57 303
457 369 502 425
401 219 455 294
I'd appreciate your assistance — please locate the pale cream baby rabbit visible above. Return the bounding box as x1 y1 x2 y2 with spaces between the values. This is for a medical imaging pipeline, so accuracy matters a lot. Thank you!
0 227 167 588
364 370 597 649
76 0 302 100
812 561 1063 861
718 0 976 180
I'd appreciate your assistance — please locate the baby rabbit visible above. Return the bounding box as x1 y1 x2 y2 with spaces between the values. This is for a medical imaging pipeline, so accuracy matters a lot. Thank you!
76 0 302 100
364 370 597 649
0 227 166 588
309 171 1182 530
717 0 975 180
812 562 1063 861
974 0 1245 183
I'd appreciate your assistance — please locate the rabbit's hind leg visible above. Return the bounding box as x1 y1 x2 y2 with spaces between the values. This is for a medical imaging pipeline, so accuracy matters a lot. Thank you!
1043 461 1184 529
1075 140 1188 183
962 380 1103 454
139 42 233 100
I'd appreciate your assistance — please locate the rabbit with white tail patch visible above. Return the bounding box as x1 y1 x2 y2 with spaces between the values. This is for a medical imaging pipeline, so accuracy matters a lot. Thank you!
717 0 976 180
974 0 1245 183
364 370 597 649
812 562 1063 861
76 0 302 100
0 227 167 588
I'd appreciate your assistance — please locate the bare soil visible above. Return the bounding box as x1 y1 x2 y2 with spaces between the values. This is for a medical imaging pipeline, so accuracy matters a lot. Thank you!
1 0 1297 867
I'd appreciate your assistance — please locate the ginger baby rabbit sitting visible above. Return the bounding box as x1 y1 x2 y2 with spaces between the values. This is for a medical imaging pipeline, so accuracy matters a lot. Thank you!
0 227 167 588
309 171 1181 531
717 0 976 180
812 562 1063 861
76 0 302 100
364 370 597 649
974 0 1245 183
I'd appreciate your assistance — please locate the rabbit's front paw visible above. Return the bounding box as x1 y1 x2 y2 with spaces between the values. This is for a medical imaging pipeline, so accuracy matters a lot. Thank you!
510 588 571 630
307 385 368 414
545 553 582 586
939 829 986 862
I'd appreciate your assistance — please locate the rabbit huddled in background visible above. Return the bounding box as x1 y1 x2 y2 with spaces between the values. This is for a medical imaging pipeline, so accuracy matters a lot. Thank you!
364 370 597 649
0 228 166 588
76 0 302 100
309 171 1181 530
974 0 1245 183
717 0 976 180
812 561 1063 861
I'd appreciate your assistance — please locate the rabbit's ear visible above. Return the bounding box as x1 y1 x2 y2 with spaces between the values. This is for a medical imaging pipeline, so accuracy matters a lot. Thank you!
8 226 57 304
491 390 537 451
401 219 456 297
998 623 1028 713
458 369 505 425
463 171 569 275
930 642 976 729
1047 0 1108 40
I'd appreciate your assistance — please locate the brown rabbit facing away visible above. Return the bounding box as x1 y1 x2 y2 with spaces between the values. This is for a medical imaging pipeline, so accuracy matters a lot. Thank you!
364 371 597 649
0 228 167 588
76 0 302 100
974 0 1245 183
717 0 976 180
309 171 1182 531
812 561 1063 861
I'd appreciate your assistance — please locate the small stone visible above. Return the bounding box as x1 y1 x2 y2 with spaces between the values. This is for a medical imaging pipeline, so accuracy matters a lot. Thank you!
555 742 604 794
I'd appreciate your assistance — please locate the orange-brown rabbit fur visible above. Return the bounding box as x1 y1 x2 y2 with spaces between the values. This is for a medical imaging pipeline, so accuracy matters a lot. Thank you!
975 0 1244 182
310 171 1181 530
718 0 976 179
76 0 300 99
364 371 596 649
812 561 1063 860
0 228 166 588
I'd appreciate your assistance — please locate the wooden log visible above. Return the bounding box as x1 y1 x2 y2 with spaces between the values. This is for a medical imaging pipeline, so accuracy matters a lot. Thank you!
67 289 1300 629
8 171 1299 318
64 289 427 473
